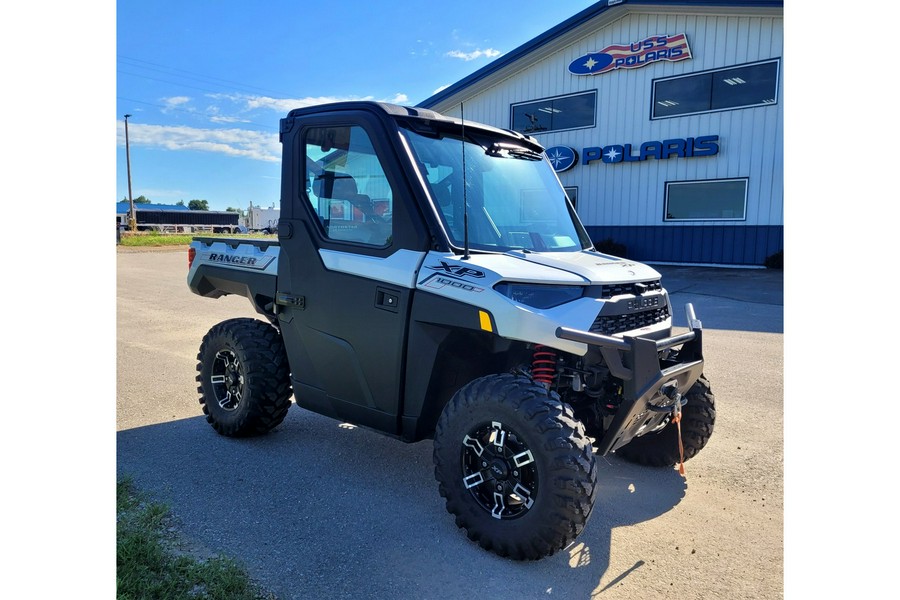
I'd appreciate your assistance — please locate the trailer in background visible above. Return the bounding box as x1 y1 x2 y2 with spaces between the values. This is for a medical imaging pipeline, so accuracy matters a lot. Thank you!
116 202 243 234
246 203 280 233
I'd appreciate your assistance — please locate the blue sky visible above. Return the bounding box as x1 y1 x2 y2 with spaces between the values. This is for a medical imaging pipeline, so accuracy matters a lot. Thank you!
116 0 599 212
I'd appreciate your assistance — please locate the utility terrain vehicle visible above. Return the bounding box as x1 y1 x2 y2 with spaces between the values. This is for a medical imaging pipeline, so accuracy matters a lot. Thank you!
187 101 715 560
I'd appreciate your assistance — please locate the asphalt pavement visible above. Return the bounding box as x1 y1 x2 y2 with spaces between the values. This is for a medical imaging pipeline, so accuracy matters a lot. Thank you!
116 249 784 600
650 264 783 333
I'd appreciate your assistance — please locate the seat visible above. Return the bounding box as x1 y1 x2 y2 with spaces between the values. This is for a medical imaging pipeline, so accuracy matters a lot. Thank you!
314 172 373 216
312 172 380 243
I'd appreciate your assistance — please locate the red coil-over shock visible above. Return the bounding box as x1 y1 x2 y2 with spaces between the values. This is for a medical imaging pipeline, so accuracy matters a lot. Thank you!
531 344 558 387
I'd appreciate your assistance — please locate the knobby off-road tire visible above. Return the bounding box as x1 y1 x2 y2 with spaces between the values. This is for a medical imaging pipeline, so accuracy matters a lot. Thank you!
615 375 716 467
433 373 599 560
196 318 292 437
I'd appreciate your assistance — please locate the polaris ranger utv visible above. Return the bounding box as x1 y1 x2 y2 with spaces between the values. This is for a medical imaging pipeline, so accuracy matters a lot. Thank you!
187 101 715 560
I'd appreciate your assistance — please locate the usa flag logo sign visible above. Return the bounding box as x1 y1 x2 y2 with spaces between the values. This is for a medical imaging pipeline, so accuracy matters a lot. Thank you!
569 33 691 76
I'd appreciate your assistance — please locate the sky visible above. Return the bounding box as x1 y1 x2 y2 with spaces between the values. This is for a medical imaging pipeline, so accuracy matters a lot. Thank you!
116 0 601 212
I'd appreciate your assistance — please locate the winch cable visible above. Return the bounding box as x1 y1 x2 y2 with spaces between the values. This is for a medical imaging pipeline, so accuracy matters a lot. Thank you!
672 400 686 476
661 384 687 477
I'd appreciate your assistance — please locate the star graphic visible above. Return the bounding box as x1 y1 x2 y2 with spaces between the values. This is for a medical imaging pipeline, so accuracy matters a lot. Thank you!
548 149 566 168
604 147 621 161
583 57 598 70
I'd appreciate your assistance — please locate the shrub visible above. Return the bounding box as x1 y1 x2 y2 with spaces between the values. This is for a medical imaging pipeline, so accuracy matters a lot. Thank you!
764 250 783 269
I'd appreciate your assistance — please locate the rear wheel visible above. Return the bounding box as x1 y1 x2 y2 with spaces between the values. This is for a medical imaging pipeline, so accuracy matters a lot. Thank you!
615 375 715 467
196 318 292 436
433 374 598 560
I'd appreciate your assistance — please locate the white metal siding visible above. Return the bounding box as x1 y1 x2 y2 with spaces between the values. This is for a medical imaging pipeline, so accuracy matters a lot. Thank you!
434 11 783 230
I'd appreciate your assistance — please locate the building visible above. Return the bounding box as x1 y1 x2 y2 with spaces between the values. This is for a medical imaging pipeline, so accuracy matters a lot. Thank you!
418 0 783 267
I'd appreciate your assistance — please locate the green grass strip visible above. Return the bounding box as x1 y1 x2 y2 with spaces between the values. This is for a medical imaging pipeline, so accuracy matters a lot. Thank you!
117 477 276 600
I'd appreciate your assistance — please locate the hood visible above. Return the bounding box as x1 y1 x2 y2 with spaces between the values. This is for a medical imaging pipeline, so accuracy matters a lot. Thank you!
419 250 662 288
502 250 662 284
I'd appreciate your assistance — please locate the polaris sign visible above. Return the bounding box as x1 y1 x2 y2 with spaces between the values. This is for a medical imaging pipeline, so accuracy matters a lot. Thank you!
545 146 578 172
584 136 719 165
568 33 691 76
546 136 719 171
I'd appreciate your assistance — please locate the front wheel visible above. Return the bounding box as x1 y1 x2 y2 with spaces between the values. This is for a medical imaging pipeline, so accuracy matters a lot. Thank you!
433 374 598 560
615 375 716 467
196 318 292 436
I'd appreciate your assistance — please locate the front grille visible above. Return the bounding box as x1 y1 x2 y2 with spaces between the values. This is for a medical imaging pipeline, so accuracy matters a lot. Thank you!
599 280 662 299
590 306 670 336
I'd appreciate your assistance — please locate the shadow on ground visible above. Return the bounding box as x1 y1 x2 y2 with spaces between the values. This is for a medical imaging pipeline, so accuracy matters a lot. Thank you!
653 265 783 334
118 408 689 600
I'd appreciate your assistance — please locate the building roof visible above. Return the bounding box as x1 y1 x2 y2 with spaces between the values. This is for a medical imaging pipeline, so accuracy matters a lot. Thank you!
115 201 190 213
417 0 783 110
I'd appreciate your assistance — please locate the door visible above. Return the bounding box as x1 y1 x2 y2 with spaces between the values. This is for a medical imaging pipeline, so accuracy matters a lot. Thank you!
276 117 424 434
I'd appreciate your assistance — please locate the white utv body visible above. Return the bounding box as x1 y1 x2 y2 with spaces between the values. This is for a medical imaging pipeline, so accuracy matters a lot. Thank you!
187 102 715 560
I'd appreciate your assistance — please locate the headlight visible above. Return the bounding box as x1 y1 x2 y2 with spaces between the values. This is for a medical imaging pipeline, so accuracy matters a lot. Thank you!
493 282 584 309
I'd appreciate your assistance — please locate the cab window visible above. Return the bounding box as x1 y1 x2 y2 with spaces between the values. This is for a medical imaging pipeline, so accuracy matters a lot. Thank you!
303 125 394 246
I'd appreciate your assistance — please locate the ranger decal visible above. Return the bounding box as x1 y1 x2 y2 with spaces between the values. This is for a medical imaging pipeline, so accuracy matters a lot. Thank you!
200 252 275 270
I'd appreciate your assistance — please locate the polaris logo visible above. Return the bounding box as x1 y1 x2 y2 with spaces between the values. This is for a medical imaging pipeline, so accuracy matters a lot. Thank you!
583 135 719 165
545 146 578 173
568 33 691 76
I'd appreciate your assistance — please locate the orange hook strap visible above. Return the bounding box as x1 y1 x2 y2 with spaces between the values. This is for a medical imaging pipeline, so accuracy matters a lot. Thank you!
673 403 685 477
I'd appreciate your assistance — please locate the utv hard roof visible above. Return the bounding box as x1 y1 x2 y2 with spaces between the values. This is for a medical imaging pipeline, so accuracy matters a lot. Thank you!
283 101 541 151
285 101 444 121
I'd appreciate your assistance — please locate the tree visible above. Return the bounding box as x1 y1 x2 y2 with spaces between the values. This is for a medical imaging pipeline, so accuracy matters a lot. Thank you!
226 206 246 218
123 195 151 204
176 200 185 207
188 199 209 211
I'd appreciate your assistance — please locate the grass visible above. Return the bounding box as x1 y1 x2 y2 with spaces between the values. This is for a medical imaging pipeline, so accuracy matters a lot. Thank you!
117 477 276 600
118 232 277 247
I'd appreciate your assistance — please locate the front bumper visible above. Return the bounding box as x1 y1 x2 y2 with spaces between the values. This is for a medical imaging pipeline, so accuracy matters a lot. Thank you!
556 303 705 455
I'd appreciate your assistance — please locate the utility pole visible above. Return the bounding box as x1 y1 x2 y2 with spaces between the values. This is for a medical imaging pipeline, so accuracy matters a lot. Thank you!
124 114 136 232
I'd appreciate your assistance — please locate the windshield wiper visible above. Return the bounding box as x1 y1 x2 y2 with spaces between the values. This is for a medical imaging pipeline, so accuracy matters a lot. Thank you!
486 142 543 161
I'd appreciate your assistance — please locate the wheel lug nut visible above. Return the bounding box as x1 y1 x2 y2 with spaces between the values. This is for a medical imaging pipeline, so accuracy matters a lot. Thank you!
513 471 519 477
496 484 503 491
482 461 487 467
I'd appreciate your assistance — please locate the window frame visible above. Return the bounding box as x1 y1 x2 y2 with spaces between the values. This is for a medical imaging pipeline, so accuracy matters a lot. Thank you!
300 122 396 249
650 58 780 120
509 90 597 135
563 186 579 210
663 177 749 222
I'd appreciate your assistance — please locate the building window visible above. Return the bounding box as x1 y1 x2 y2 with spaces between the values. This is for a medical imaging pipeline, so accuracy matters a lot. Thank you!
652 59 779 119
664 178 748 221
564 186 578 210
511 91 597 135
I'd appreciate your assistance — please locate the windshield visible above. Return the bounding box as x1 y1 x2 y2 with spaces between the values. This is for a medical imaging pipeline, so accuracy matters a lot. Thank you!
402 125 593 253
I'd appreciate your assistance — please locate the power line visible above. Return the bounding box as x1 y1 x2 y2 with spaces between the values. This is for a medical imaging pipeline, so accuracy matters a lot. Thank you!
115 96 279 131
117 54 296 98
117 69 253 98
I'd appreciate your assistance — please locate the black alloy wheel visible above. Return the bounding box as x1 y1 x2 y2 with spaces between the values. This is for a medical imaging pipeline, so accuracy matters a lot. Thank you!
461 420 538 520
210 349 245 412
